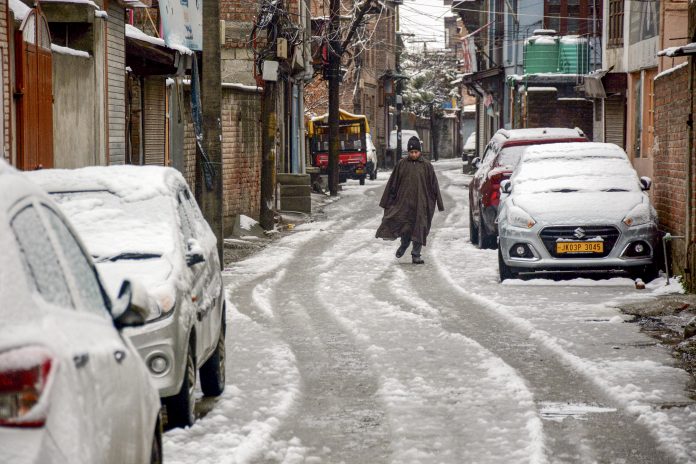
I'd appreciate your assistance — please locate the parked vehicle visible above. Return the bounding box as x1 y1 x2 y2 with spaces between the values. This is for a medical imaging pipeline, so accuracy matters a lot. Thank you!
469 127 588 249
366 133 378 180
497 142 659 281
462 132 477 173
389 129 421 158
308 109 370 185
0 160 162 463
28 166 226 428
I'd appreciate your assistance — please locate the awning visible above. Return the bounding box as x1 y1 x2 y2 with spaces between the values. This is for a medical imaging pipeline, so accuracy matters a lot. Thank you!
461 67 503 96
583 68 609 99
658 43 696 57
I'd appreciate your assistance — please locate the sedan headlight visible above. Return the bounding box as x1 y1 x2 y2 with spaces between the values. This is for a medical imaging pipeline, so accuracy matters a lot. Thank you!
506 205 536 229
623 203 651 227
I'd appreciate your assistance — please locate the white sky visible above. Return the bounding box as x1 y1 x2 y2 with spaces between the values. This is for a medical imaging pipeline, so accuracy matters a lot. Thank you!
398 0 453 50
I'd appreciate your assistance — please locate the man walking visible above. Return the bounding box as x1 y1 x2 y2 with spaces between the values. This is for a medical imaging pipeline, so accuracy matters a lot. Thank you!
376 136 444 264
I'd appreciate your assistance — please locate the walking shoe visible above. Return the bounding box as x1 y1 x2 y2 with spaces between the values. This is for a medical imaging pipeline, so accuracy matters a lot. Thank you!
412 256 425 264
396 245 407 258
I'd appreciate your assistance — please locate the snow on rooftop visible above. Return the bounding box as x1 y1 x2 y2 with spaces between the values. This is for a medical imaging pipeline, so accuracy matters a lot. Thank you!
9 0 30 21
658 43 696 57
41 0 100 8
655 62 688 80
51 44 90 59
527 87 557 92
126 24 193 55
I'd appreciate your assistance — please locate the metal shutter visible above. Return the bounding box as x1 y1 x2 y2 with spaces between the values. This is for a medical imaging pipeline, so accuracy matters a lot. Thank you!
107 4 126 164
605 96 625 149
143 77 166 166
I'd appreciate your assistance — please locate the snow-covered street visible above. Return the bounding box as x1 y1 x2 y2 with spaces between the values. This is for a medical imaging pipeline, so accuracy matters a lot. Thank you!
163 160 696 464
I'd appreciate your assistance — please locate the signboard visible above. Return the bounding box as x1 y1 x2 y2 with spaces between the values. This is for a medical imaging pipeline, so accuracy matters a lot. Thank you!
159 0 203 51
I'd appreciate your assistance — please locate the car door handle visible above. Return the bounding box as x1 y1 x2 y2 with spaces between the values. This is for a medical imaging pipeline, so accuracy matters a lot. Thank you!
113 350 127 364
73 353 89 369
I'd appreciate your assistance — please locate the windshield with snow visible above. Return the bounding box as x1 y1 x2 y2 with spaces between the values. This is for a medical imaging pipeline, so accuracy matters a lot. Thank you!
51 190 175 261
512 158 641 195
498 146 527 168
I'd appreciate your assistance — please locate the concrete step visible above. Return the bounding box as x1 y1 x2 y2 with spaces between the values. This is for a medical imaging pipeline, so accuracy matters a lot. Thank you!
280 185 312 197
277 173 310 186
280 195 311 213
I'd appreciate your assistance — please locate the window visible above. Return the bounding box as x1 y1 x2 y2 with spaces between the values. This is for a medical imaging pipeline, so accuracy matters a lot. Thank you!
43 206 110 317
11 205 73 309
544 0 590 35
608 0 624 47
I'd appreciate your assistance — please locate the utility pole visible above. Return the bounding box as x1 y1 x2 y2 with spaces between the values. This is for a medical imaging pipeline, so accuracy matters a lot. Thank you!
260 4 281 229
260 82 277 229
395 4 402 167
328 0 341 196
200 0 223 264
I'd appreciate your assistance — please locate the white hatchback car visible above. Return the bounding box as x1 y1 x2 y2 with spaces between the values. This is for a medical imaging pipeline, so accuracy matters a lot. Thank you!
0 160 161 463
28 166 226 428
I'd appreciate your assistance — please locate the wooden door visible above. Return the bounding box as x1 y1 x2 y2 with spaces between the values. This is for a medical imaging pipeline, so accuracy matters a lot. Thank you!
16 9 53 170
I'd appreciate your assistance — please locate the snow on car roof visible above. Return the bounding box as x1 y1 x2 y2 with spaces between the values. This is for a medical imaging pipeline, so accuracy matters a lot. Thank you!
512 153 639 194
27 165 212 307
519 142 629 164
27 164 184 201
495 127 585 142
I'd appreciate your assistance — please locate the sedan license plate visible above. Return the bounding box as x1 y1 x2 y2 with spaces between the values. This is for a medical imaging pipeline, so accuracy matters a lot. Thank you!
556 241 603 254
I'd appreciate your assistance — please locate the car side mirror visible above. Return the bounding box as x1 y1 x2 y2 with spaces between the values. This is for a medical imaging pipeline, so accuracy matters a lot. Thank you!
640 176 652 191
112 280 149 330
472 157 481 168
501 179 512 194
186 238 205 267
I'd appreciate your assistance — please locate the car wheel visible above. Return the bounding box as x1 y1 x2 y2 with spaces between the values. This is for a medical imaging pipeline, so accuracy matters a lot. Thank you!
150 416 163 464
469 207 479 244
164 345 196 428
200 321 226 397
498 248 517 282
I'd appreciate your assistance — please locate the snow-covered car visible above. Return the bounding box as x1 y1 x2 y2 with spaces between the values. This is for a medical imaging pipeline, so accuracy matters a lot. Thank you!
366 133 378 180
461 132 476 173
469 127 588 249
28 166 226 428
497 142 659 281
0 160 162 463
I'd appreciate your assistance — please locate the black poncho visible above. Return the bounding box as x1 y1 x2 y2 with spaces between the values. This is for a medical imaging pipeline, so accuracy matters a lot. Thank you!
376 156 444 246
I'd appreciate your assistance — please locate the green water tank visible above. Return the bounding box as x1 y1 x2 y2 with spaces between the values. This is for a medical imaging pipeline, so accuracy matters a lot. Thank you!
523 35 559 74
559 36 589 74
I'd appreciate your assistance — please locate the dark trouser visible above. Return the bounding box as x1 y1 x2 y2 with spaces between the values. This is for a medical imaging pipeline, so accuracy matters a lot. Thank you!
400 235 423 257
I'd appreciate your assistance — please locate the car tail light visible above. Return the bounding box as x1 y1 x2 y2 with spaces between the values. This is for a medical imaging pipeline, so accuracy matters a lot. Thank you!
487 170 511 207
0 347 54 428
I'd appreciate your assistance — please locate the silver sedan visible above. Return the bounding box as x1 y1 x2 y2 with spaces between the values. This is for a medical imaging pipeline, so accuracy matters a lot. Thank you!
497 144 659 281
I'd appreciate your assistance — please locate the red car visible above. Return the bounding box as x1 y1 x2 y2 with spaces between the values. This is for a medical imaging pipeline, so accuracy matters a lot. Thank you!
468 128 588 249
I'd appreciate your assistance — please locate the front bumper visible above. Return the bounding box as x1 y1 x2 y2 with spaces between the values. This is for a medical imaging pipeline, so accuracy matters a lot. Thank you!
124 307 191 398
499 222 658 272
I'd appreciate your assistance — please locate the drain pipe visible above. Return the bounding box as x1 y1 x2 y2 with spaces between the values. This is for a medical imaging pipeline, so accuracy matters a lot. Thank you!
663 234 685 285
686 56 694 285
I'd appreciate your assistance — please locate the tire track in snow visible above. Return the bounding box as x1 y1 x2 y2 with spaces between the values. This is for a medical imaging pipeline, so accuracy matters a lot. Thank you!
420 162 684 463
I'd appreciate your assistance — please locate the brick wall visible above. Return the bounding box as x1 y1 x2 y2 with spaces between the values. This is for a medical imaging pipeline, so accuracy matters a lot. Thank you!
525 90 594 140
0 0 10 162
183 86 262 236
654 64 689 237
654 64 691 282
221 86 262 234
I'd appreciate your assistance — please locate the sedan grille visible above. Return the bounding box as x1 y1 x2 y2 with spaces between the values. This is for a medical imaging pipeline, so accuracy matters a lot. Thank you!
539 225 620 258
